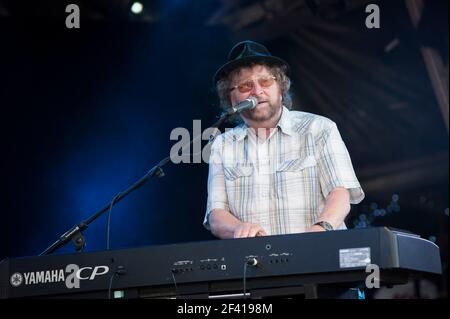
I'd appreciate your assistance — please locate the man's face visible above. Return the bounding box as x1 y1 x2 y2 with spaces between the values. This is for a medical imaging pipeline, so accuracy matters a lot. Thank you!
229 64 283 123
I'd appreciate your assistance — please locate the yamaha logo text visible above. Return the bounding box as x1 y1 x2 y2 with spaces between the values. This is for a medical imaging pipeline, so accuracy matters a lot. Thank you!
10 264 109 289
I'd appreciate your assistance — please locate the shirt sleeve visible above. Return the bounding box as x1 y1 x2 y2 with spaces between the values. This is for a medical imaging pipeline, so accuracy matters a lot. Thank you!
203 135 230 230
316 122 365 204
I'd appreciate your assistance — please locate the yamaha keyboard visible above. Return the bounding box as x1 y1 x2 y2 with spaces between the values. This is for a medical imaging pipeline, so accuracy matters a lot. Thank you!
0 227 442 299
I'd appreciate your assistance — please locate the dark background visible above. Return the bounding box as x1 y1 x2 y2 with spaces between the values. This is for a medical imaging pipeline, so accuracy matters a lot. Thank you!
0 0 448 298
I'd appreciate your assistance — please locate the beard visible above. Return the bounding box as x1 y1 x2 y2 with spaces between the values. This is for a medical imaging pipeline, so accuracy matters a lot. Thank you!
242 98 282 122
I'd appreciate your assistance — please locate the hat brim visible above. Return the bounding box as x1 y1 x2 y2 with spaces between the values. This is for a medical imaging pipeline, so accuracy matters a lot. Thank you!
213 55 289 85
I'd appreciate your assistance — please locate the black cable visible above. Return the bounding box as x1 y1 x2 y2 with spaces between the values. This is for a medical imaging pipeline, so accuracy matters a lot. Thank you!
171 270 179 298
108 272 117 299
108 266 126 299
243 258 258 299
243 261 249 298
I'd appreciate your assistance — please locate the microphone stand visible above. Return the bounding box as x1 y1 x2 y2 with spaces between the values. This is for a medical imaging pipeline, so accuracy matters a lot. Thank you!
39 109 237 256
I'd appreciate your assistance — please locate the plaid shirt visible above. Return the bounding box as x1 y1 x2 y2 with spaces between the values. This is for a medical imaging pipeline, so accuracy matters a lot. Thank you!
204 106 364 235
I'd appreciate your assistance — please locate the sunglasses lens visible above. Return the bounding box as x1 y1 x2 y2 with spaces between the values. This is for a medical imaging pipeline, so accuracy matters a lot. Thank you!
234 76 275 93
259 76 275 87
238 81 253 93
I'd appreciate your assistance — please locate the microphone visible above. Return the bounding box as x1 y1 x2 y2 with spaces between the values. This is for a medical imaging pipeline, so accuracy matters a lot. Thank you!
228 96 257 115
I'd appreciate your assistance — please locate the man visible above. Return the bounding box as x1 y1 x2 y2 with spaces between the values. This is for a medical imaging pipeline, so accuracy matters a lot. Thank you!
204 40 365 239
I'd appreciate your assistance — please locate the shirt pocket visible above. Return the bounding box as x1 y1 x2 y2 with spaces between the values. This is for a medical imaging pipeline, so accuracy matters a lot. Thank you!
275 155 318 202
223 164 254 181
277 155 317 172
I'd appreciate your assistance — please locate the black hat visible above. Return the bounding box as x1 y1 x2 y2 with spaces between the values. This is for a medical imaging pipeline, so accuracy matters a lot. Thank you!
213 40 289 84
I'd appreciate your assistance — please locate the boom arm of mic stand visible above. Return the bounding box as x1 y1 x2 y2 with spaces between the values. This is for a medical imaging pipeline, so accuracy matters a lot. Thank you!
39 112 233 256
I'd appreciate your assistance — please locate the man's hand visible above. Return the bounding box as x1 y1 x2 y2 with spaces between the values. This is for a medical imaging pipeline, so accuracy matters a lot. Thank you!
233 222 267 238
209 209 268 239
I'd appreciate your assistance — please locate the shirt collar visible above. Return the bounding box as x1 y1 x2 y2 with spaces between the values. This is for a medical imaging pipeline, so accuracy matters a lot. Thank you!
276 105 294 136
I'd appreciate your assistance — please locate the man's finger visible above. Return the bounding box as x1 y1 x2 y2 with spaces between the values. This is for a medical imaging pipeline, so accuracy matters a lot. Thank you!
248 226 262 237
234 227 243 238
235 225 249 238
241 226 251 238
256 229 267 236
